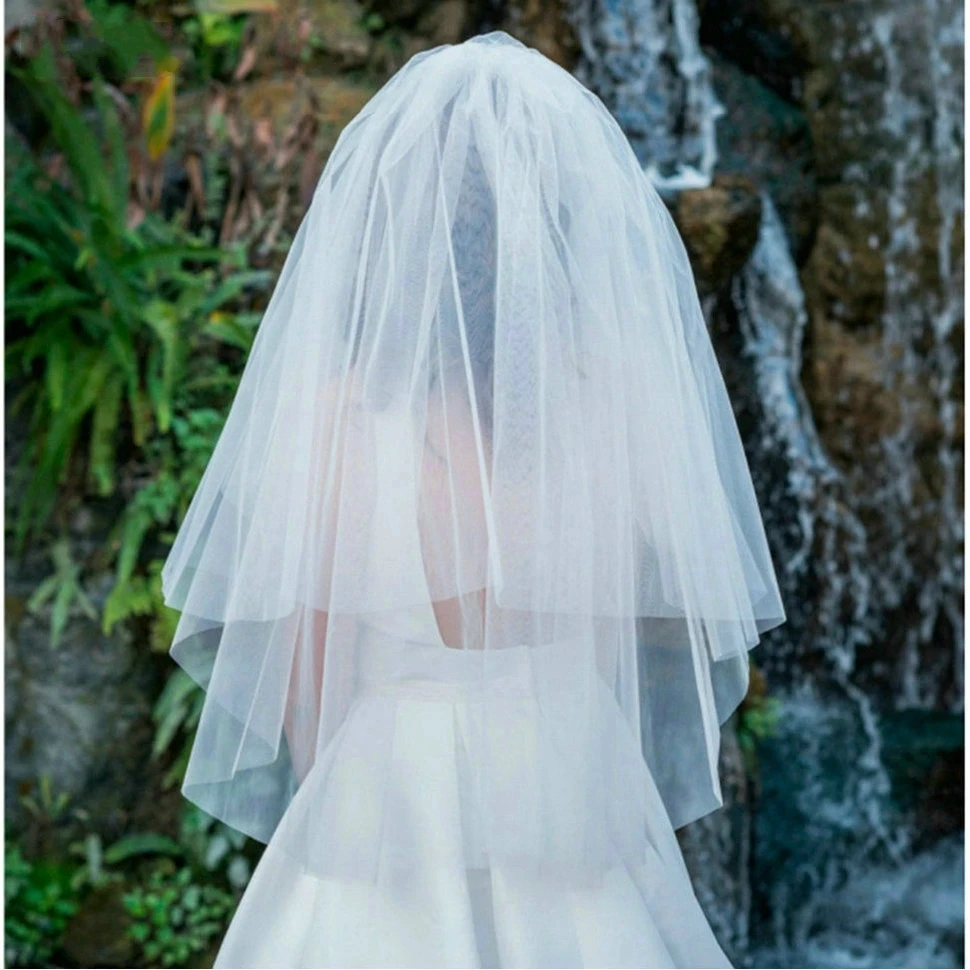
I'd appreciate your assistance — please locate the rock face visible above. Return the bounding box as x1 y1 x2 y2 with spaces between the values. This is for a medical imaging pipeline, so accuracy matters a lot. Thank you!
684 1 964 965
560 0 962 964
5 557 158 840
3 373 165 841
675 176 763 295
703 0 964 711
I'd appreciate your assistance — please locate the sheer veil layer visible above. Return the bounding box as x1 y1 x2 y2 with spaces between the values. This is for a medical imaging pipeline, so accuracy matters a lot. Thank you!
162 30 785 881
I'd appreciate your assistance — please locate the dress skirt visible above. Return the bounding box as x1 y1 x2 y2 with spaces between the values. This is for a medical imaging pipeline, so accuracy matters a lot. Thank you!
213 636 732 969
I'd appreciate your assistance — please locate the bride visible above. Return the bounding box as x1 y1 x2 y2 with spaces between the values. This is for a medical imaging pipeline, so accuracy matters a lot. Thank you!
162 30 785 969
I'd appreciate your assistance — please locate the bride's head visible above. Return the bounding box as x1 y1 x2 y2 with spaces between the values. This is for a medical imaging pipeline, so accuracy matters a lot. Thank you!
335 33 603 415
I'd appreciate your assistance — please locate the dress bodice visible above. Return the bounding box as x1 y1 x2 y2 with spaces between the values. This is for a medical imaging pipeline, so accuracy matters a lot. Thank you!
360 402 447 649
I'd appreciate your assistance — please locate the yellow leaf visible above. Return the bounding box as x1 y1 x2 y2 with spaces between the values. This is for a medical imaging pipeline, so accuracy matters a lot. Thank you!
142 62 179 162
197 0 278 12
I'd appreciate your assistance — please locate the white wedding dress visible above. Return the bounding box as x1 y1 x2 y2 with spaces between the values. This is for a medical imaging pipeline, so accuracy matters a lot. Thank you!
213 404 732 970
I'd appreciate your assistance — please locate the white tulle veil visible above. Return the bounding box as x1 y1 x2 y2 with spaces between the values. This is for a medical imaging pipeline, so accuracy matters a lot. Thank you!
162 30 785 881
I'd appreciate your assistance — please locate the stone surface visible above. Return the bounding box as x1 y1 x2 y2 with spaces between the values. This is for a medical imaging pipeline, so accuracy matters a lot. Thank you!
675 175 763 295
497 0 578 67
415 0 471 46
60 885 136 970
707 51 817 263
250 0 375 74
5 566 158 840
697 0 963 706
698 0 812 104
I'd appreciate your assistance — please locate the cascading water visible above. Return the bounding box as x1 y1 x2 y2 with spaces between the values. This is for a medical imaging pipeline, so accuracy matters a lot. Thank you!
866 1 965 709
727 194 914 967
746 6 963 965
568 0 723 189
564 0 964 966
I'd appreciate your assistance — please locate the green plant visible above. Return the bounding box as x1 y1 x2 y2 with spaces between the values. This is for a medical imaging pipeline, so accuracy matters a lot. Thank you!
103 400 251 639
5 841 80 969
182 11 247 81
79 0 172 81
737 684 781 779
18 774 73 827
179 805 251 889
6 44 264 552
151 666 206 786
68 830 184 891
26 538 98 648
123 861 235 967
361 11 386 33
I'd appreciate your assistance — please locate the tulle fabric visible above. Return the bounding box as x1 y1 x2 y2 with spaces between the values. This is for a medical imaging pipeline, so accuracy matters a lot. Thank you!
162 31 785 885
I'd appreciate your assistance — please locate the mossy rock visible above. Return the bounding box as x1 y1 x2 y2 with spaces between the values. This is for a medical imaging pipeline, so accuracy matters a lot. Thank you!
675 175 763 295
60 884 136 969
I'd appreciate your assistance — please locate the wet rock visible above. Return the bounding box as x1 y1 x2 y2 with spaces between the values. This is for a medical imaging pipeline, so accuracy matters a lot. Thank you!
497 0 579 68
674 175 763 295
5 566 157 841
366 0 435 25
569 0 721 183
310 0 374 69
415 0 471 46
698 0 812 104
879 709 964 844
705 0 963 713
229 76 375 139
173 74 376 234
707 51 817 263
250 0 374 74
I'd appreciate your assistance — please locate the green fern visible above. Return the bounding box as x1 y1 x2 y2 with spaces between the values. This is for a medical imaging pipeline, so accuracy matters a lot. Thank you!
5 45 253 550
26 540 97 649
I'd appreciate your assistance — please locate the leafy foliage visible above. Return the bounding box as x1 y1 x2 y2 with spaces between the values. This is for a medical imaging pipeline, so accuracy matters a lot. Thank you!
7 6 277 815
26 539 98 648
178 804 252 890
151 666 206 786
6 44 256 548
123 862 235 967
5 841 80 969
738 665 782 779
182 11 247 81
18 774 74 830
67 830 184 891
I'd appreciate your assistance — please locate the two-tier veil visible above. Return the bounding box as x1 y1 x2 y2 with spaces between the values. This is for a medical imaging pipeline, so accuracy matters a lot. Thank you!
162 31 785 883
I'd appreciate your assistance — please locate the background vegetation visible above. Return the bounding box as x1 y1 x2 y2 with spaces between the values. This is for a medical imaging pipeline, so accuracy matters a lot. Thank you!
5 0 325 963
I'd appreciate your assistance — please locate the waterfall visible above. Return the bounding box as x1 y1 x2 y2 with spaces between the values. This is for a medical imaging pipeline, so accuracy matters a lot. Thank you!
730 7 963 968
567 0 723 189
729 195 914 966
863 1 965 709
564 0 963 964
